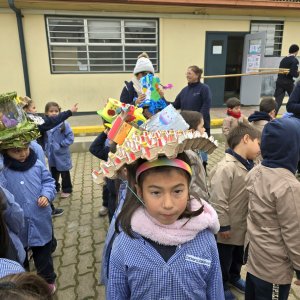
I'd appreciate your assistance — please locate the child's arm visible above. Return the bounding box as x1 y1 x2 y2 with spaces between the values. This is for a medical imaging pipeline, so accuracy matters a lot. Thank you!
60 122 74 147
210 166 233 236
106 239 130 299
276 183 300 284
39 165 56 204
222 117 232 136
38 103 78 133
89 131 110 160
206 234 225 299
1 186 24 235
287 82 300 114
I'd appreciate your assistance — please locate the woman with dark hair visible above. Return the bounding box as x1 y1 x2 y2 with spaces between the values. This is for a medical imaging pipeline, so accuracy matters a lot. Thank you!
173 65 212 136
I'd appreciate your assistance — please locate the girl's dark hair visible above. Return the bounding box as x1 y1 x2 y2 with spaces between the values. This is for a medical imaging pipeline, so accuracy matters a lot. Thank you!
116 152 204 237
188 65 203 82
180 110 203 130
0 273 52 300
0 192 9 258
44 102 61 114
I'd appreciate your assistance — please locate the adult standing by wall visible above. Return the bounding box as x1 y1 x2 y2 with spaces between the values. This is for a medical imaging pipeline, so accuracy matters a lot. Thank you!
120 52 155 105
274 44 299 115
173 66 212 136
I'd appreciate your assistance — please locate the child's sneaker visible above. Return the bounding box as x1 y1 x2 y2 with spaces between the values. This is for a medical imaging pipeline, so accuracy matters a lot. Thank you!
51 208 64 217
224 289 237 300
98 206 108 217
60 192 71 198
229 278 246 293
48 283 57 294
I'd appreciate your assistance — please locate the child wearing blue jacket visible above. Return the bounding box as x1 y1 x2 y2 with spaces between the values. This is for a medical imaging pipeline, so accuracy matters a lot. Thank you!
0 185 25 265
2 144 57 293
44 102 74 198
107 152 224 299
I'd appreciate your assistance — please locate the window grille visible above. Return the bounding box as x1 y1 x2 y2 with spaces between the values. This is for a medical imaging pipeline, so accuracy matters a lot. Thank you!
250 21 284 57
46 17 159 73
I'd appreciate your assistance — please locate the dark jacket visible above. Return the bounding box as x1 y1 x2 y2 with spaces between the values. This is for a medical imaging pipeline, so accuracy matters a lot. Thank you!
248 111 271 123
277 55 299 82
89 132 110 161
173 82 212 135
286 81 300 118
120 81 137 105
261 117 300 174
27 110 73 149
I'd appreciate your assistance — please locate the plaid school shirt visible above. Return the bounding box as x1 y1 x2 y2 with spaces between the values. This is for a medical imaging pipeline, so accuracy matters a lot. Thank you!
107 228 224 300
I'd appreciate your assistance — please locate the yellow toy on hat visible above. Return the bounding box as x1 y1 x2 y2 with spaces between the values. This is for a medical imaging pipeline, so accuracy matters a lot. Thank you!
97 98 122 123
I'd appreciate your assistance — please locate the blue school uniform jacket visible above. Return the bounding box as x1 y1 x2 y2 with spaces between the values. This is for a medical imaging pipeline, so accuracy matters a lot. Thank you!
3 160 56 248
45 122 74 171
107 229 224 300
1 186 26 264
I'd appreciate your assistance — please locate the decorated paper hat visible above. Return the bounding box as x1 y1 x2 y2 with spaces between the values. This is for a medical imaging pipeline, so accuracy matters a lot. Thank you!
0 92 40 149
97 98 122 123
92 129 218 183
138 74 167 115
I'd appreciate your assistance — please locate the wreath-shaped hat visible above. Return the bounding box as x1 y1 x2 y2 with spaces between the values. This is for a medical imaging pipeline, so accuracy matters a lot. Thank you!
0 92 40 149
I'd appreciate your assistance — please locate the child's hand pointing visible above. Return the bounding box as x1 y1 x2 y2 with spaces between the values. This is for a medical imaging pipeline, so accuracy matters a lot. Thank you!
70 103 79 113
38 196 49 207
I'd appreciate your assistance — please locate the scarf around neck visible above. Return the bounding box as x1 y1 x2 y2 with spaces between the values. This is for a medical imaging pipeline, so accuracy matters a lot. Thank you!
131 76 143 95
225 148 254 171
227 109 241 119
131 198 220 246
4 148 37 172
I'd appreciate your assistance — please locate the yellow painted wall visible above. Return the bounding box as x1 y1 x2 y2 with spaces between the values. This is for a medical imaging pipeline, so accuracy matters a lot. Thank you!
1 10 299 112
281 21 299 54
0 13 25 95
160 18 250 101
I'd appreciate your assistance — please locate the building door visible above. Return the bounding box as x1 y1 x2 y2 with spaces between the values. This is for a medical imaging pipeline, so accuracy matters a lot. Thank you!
240 32 266 105
204 32 247 107
204 32 228 107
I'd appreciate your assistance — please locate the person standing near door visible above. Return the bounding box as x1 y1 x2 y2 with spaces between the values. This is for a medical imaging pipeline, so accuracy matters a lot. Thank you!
274 44 299 114
173 66 212 136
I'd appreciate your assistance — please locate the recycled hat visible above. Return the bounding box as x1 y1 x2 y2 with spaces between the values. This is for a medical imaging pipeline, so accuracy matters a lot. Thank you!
133 52 155 75
289 44 299 54
0 92 40 150
97 98 122 123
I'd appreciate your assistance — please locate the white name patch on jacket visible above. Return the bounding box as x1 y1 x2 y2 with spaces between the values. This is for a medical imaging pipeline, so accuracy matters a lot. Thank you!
185 254 211 267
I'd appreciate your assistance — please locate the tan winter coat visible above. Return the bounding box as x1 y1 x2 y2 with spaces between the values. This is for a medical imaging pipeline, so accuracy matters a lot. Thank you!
222 115 249 137
185 150 209 201
249 119 268 133
209 153 249 245
245 165 300 285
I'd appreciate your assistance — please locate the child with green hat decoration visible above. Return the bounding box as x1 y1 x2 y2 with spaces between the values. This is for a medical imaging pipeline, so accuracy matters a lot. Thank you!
0 92 57 294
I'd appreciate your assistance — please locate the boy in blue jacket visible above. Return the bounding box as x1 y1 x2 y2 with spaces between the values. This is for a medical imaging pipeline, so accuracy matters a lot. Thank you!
2 144 57 294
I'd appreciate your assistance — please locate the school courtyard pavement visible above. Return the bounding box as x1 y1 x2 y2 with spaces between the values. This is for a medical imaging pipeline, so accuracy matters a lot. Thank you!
52 132 300 300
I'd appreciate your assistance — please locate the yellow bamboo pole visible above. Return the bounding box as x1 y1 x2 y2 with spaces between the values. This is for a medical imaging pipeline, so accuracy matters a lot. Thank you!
202 70 287 79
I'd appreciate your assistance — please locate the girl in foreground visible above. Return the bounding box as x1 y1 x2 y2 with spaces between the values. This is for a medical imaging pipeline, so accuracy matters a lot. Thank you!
107 152 224 299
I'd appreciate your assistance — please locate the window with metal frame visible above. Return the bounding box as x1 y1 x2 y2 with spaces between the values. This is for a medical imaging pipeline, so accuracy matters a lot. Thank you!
250 21 284 57
46 16 159 73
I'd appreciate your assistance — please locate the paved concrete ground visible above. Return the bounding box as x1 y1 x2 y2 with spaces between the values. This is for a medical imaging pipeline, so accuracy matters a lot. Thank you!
52 139 299 300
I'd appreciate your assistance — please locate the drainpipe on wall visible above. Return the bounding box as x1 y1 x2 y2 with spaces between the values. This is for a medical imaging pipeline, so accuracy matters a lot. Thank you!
8 0 31 97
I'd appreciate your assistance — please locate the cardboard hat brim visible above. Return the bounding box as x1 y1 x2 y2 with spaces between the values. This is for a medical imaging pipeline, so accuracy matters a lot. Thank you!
104 123 112 129
97 109 115 123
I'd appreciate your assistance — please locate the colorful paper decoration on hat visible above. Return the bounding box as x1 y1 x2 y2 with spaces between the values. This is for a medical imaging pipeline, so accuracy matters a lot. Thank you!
97 98 122 123
0 92 40 149
91 129 218 182
140 104 189 131
138 74 167 115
